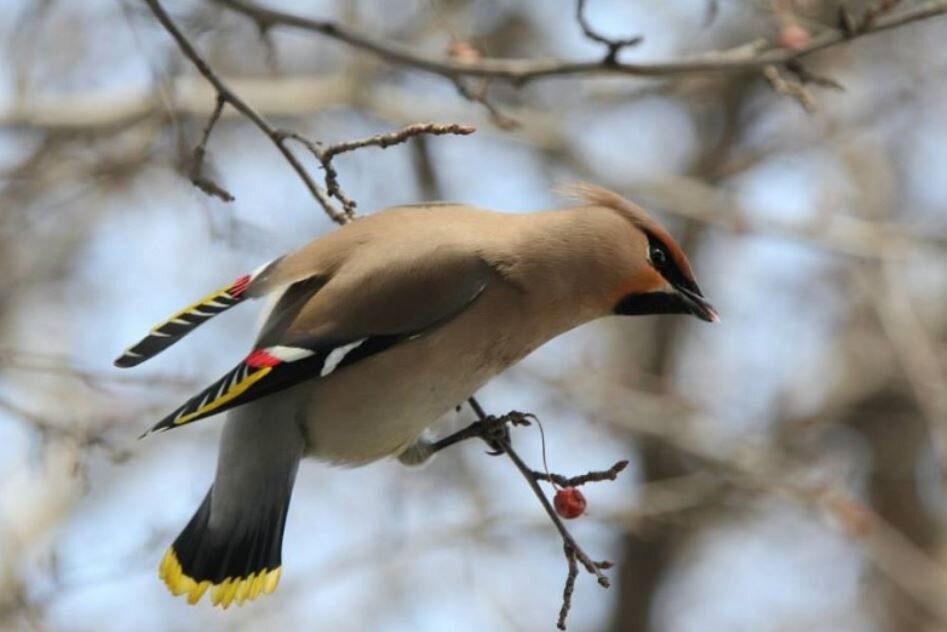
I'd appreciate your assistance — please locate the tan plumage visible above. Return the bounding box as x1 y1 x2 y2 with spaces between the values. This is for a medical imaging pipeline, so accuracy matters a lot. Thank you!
117 184 717 606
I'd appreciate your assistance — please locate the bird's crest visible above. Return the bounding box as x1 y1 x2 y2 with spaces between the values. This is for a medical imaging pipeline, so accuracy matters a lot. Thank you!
560 182 698 286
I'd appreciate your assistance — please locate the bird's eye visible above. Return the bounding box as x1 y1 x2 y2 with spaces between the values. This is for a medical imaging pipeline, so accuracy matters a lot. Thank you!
649 245 667 267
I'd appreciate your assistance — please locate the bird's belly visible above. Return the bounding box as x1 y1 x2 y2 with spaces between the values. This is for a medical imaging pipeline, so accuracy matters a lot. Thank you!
299 327 524 465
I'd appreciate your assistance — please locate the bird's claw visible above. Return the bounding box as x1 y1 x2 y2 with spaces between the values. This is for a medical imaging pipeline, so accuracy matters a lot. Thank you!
480 415 511 455
430 409 538 457
479 411 535 455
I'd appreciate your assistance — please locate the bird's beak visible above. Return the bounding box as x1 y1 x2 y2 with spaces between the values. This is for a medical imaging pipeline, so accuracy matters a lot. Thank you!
676 286 719 323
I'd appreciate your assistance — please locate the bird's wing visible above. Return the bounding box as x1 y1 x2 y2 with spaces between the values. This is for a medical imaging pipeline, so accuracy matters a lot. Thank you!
142 247 493 436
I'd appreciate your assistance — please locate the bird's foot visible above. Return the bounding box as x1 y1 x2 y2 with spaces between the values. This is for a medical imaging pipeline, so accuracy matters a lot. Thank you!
481 411 535 455
397 438 437 467
428 409 535 456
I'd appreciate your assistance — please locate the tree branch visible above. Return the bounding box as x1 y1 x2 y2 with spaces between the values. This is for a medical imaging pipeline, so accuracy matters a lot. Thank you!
213 0 947 82
432 401 626 630
143 0 344 221
277 122 474 216
145 0 481 225
540 367 947 627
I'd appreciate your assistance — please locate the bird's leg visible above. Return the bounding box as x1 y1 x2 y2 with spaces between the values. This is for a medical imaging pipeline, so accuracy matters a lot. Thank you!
397 408 530 466
482 411 535 454
428 409 534 456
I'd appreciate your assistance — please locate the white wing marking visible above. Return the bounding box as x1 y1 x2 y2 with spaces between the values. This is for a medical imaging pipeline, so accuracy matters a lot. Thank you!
320 339 367 377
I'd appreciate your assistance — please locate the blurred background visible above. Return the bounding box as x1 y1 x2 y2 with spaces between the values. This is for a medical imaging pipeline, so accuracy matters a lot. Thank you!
1 0 946 630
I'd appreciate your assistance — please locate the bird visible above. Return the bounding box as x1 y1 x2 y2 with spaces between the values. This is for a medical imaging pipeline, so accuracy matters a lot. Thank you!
115 184 717 609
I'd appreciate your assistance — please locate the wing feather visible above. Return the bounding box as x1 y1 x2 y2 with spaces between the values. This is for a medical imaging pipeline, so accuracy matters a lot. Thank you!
142 345 322 436
141 242 494 436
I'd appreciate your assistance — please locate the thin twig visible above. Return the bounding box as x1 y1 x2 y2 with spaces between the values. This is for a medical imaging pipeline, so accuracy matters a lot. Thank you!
558 543 580 630
319 123 475 160
188 94 234 202
575 0 643 63
467 395 488 420
444 41 521 128
451 79 520 130
146 0 477 226
279 122 475 216
532 460 629 488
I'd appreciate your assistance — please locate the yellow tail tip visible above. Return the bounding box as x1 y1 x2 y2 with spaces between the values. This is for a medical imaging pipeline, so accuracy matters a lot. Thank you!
158 548 281 608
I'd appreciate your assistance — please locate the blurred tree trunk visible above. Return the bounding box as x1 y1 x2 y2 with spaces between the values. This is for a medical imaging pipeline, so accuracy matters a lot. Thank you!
606 303 688 631
848 389 942 631
606 76 754 632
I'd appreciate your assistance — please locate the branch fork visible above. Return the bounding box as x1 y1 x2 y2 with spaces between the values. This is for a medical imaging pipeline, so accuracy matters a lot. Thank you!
575 0 643 64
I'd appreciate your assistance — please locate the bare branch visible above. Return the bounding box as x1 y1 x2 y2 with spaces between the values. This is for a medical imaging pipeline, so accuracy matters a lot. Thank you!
431 402 626 629
213 0 947 82
145 0 480 226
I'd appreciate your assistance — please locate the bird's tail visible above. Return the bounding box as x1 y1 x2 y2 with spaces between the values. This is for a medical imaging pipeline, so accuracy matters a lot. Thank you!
159 486 291 609
157 384 304 608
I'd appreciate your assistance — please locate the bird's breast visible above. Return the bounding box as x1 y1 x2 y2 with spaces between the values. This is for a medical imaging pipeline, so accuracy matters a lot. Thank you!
296 285 544 465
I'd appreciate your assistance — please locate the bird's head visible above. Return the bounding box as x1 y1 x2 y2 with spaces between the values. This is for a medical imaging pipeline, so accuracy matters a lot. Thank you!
569 184 719 323
611 227 719 322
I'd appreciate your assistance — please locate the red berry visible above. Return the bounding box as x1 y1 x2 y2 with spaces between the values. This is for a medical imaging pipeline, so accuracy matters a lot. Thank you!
554 487 587 519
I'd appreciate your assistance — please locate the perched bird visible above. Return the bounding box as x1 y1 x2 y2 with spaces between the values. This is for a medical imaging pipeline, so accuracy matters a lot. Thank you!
116 184 717 608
